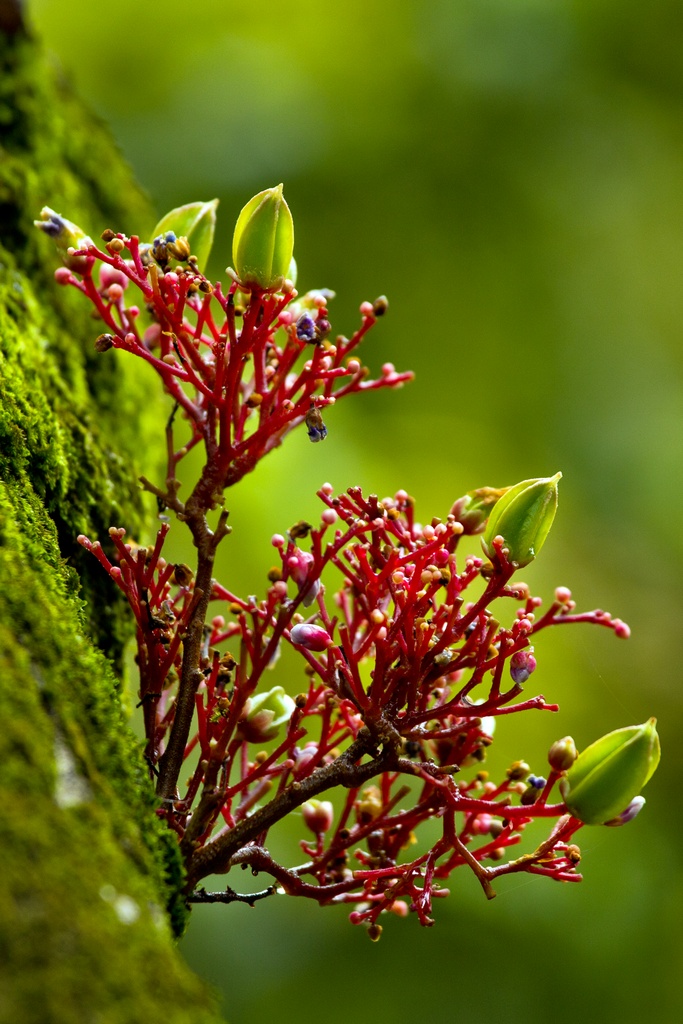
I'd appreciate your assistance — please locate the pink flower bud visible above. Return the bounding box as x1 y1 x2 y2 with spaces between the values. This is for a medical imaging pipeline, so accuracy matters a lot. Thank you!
54 267 72 285
290 623 331 651
302 799 334 834
99 265 128 290
509 649 537 685
287 549 320 606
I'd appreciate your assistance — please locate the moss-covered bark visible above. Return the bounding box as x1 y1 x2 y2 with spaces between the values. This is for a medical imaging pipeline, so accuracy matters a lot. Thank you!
0 18 224 1024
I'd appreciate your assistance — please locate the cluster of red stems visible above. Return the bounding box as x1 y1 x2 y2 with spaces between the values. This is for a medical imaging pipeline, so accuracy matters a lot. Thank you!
45 201 632 938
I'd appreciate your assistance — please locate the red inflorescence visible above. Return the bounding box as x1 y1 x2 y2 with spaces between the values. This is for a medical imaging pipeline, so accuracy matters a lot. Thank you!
61 221 631 934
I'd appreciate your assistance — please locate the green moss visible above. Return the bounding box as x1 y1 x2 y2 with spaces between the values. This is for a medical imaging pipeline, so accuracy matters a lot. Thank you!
0 24 224 1024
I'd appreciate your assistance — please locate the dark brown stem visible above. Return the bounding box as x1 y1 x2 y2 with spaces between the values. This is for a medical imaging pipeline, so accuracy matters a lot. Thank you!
184 729 398 891
156 512 219 801
188 884 278 906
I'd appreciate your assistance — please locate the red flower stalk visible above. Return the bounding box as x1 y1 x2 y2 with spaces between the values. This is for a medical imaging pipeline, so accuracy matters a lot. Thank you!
37 191 657 938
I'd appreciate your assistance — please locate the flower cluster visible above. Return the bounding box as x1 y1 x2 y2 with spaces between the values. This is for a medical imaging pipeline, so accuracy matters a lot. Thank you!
37 188 659 936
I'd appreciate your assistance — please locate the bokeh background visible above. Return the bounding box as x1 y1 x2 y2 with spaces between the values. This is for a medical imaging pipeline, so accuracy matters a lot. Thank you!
30 1 682 1021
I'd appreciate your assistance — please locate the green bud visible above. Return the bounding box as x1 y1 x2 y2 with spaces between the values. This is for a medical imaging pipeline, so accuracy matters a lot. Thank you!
151 199 219 269
34 207 93 271
482 473 561 568
547 735 578 772
449 486 509 535
240 685 296 743
231 184 294 292
562 718 660 825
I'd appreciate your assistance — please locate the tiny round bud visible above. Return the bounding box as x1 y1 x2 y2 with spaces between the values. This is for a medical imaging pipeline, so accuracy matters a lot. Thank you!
166 235 191 262
612 618 631 639
94 333 115 352
99 265 128 290
509 649 537 685
302 799 334 834
372 295 388 316
548 735 578 772
289 623 332 651
506 760 530 782
172 563 194 587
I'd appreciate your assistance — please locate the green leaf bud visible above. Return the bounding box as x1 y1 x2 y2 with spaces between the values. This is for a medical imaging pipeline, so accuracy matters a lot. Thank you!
562 718 660 825
231 184 294 292
151 199 219 269
482 473 562 568
34 207 93 272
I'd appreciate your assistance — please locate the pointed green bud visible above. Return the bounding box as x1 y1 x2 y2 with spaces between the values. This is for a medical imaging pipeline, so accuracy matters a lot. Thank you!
482 473 561 568
34 207 93 271
562 718 660 825
151 199 218 269
231 184 294 292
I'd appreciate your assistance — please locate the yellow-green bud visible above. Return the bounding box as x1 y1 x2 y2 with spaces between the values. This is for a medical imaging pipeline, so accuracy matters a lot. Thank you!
302 799 334 834
449 486 509 535
239 685 296 743
482 473 561 568
231 184 294 292
34 207 93 271
562 718 660 825
151 199 218 269
548 735 578 772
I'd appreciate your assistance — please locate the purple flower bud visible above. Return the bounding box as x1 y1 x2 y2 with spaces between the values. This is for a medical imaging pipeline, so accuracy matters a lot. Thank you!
604 795 646 827
509 649 537 685
305 404 328 443
290 623 332 651
295 312 318 343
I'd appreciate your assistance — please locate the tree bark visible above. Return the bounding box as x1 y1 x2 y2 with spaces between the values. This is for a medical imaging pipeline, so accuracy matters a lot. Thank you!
0 16 223 1023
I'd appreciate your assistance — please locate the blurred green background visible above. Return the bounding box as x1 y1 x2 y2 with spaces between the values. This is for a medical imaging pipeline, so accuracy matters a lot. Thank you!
30 1 682 1021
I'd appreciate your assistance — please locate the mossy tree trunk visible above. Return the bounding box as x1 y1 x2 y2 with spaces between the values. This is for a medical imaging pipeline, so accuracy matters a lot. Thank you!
0 13 223 1023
